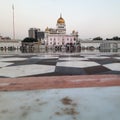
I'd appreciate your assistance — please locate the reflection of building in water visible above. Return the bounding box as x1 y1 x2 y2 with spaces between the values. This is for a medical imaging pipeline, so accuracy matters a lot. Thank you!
44 14 78 48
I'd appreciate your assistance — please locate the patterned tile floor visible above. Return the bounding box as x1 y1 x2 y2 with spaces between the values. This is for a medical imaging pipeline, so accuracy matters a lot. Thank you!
0 53 120 78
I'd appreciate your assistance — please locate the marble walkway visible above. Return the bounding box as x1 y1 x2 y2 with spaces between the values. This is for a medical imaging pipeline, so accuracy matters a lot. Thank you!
0 53 120 120
0 87 120 120
0 53 120 78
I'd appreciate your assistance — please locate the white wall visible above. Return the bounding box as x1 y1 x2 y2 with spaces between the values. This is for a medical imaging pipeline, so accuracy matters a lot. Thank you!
0 40 21 49
80 41 101 48
47 35 75 46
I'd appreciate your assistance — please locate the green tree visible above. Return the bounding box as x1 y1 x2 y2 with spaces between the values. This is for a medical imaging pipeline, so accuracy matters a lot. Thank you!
93 37 103 41
22 37 38 42
113 36 120 41
106 36 120 41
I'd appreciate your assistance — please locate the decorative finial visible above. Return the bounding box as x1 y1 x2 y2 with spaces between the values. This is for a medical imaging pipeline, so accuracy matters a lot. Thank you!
60 13 62 18
12 4 14 10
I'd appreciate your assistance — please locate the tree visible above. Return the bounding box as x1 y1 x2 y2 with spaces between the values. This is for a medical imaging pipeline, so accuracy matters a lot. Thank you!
22 37 38 42
106 36 120 41
113 36 120 41
93 37 103 41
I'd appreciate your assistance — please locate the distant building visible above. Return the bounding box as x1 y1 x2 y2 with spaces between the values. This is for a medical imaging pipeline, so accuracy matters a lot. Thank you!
0 39 21 50
28 28 40 40
0 35 21 50
37 31 45 42
79 39 120 50
28 14 78 49
0 35 11 40
28 28 45 42
80 40 102 49
100 41 120 50
44 14 78 48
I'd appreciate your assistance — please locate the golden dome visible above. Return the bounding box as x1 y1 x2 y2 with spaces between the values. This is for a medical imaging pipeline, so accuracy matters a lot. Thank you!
57 14 65 24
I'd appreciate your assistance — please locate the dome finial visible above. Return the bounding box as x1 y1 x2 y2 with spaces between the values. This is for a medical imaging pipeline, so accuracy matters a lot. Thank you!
60 13 62 18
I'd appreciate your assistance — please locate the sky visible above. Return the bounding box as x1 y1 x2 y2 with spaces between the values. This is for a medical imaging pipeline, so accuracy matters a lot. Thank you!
0 0 120 40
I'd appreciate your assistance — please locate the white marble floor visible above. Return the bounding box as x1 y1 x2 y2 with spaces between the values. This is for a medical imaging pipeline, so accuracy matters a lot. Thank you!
59 57 88 61
0 62 13 68
0 57 28 62
0 54 120 77
0 64 55 78
57 61 100 68
0 87 120 120
103 63 120 71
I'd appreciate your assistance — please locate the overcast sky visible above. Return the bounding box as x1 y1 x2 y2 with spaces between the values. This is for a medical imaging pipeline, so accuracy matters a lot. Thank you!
0 0 120 39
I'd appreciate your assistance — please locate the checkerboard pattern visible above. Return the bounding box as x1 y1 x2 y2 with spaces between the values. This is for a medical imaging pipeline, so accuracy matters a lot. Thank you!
0 54 120 78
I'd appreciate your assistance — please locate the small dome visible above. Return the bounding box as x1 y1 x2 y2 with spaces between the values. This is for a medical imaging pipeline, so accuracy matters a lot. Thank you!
72 30 75 33
45 27 49 32
57 14 65 24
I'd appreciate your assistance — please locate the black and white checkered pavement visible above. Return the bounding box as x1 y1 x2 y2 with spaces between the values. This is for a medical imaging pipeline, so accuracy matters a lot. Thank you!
0 54 120 78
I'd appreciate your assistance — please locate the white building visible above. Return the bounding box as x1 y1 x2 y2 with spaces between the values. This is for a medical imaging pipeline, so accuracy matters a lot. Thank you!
44 14 78 48
80 40 102 49
0 39 21 50
80 40 120 50
100 41 120 50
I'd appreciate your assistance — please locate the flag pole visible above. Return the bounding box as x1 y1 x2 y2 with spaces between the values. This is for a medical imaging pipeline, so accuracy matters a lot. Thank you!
12 4 15 40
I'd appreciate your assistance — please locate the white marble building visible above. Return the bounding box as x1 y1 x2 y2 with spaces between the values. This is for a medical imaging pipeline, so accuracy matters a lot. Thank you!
80 40 120 50
80 40 101 49
44 14 78 48
0 39 21 49
100 41 120 50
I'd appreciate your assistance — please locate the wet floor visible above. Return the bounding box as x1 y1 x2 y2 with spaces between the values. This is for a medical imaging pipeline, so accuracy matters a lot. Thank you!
0 53 120 78
0 87 120 120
